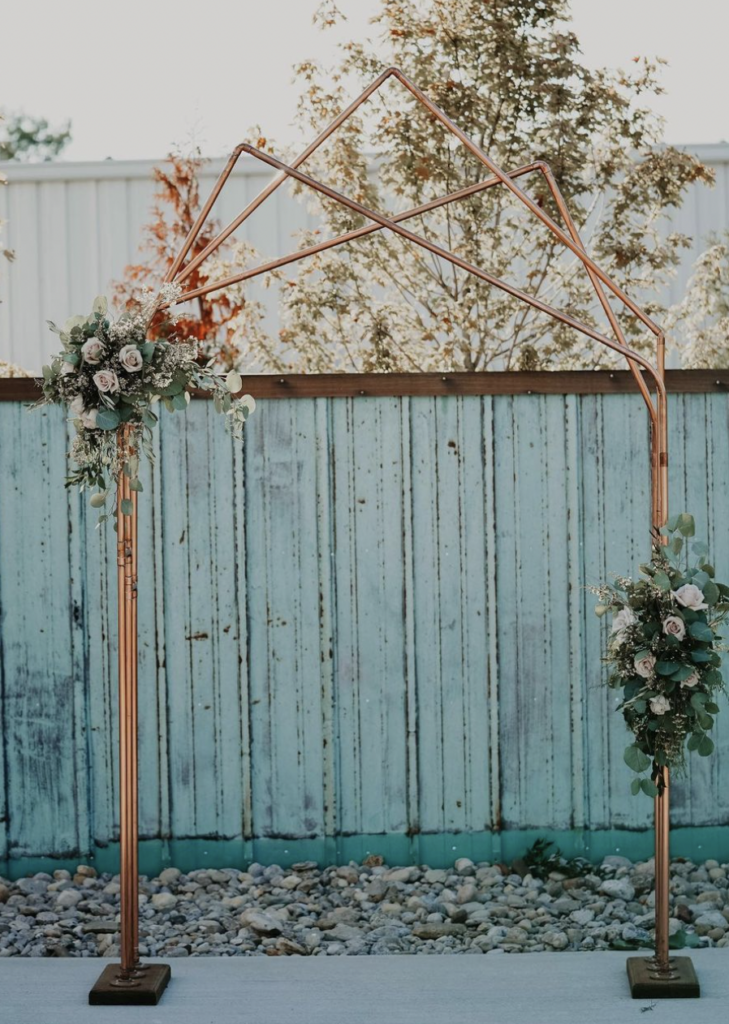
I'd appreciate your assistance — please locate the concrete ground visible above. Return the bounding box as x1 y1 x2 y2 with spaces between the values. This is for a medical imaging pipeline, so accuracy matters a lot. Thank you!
1 949 727 1024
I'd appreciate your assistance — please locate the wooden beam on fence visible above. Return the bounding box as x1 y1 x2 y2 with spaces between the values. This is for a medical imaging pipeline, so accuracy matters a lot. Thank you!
3 370 729 402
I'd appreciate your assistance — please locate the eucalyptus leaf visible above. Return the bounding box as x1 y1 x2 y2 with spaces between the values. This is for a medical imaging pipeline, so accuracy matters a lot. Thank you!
96 407 121 431
677 513 695 537
698 735 715 756
120 498 134 516
689 621 713 642
624 744 651 773
640 778 659 798
653 571 671 591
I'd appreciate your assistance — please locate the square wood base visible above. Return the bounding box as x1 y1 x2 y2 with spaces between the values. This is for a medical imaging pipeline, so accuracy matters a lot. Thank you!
626 956 699 999
89 963 171 1005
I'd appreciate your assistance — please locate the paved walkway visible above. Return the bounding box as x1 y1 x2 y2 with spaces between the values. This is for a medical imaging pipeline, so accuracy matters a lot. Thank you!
2 949 728 1024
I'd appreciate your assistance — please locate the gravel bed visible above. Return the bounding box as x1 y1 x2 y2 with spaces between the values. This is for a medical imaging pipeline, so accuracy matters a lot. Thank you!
1 854 728 958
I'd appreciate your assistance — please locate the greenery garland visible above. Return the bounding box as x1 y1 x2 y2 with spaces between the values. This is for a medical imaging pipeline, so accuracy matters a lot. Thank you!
595 514 727 796
33 291 254 523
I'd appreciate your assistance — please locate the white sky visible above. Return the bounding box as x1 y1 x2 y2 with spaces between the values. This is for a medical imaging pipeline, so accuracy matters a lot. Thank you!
2 0 728 162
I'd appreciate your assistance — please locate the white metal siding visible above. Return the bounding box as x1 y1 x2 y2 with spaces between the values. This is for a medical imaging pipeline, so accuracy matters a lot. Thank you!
2 146 728 372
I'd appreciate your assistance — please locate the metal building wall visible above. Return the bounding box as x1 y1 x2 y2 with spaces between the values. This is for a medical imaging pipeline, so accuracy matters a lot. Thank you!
1 145 728 372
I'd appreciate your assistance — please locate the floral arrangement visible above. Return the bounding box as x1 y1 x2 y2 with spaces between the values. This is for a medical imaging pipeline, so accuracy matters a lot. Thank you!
594 514 727 796
34 290 254 522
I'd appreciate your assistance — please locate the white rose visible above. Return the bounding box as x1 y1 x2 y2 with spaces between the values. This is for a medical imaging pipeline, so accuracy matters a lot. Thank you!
69 395 85 418
119 344 143 372
634 654 656 679
93 369 120 394
81 338 105 364
673 583 708 612
650 694 671 716
81 407 98 429
611 607 636 635
680 671 700 689
662 615 686 641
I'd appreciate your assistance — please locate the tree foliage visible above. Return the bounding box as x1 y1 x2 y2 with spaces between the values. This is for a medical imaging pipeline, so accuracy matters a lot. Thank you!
270 0 712 371
664 235 729 368
113 149 271 368
0 110 71 162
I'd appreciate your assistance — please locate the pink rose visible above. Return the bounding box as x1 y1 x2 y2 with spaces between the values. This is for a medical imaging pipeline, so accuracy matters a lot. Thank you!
119 344 143 372
680 671 700 689
662 616 686 641
93 369 120 394
634 654 656 679
82 338 105 364
650 694 671 715
673 584 708 612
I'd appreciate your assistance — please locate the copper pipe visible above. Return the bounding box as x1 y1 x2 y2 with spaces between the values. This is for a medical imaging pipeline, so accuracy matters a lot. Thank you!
169 67 398 287
389 68 662 339
170 154 654 419
172 161 543 304
654 766 671 972
116 429 138 978
130 470 140 967
229 144 668 403
169 65 660 342
534 163 655 418
160 68 672 976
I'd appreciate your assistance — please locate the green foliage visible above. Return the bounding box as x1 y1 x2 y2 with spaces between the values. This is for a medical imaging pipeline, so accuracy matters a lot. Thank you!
0 110 71 162
33 294 256 522
269 0 712 372
521 838 602 882
595 514 727 795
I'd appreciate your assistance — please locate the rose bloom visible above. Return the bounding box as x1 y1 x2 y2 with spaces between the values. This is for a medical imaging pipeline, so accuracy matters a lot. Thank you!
662 615 686 641
681 671 700 689
69 395 85 418
119 344 143 372
81 338 105 364
81 407 98 429
650 694 671 716
93 369 120 393
611 607 636 635
673 583 708 612
634 654 656 678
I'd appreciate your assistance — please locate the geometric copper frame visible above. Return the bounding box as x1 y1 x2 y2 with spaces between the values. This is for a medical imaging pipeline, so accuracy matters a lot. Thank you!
94 67 697 1002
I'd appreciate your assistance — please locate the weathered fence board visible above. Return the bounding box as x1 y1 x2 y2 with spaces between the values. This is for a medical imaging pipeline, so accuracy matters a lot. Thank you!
1 386 729 875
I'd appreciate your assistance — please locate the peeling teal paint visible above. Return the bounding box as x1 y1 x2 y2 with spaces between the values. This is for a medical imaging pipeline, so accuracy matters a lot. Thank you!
1 392 728 876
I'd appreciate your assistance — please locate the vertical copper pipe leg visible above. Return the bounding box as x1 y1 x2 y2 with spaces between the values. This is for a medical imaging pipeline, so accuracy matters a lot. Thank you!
119 427 138 979
653 767 671 973
89 428 170 1005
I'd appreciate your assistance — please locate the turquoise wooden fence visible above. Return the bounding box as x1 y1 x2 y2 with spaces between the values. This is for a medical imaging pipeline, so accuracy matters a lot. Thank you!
1 383 729 878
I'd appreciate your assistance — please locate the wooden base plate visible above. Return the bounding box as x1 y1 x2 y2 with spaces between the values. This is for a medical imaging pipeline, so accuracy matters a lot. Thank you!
626 956 699 999
89 963 171 1005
